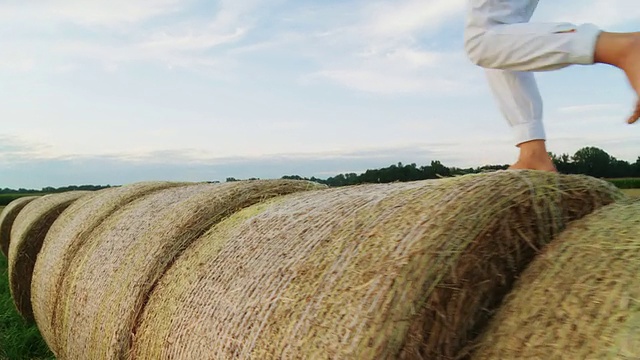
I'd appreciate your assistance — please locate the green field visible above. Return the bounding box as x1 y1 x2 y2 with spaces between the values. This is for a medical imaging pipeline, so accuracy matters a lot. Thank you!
622 188 640 198
0 254 54 359
607 178 640 189
0 206 54 359
0 194 41 207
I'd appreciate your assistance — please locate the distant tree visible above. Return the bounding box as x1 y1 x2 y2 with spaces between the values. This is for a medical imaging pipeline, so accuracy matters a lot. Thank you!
309 177 327 185
343 173 358 185
430 161 451 177
571 147 615 177
325 173 347 186
610 159 633 178
281 175 305 181
634 157 640 177
550 152 575 173
9 146 639 194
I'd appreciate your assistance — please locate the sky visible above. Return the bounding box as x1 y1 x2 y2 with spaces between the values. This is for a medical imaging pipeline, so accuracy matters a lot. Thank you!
1 0 639 188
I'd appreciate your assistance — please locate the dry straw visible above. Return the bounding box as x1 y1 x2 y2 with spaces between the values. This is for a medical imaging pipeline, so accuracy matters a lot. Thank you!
130 170 625 360
0 196 39 257
30 181 190 354
8 191 90 320
469 200 640 360
54 180 325 360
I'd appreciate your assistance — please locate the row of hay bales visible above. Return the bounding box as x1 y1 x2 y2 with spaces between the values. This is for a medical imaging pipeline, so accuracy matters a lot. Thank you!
0 171 638 359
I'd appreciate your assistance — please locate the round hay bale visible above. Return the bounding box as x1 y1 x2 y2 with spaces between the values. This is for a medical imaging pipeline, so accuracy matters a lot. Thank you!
54 179 325 360
470 200 640 359
30 181 191 355
0 196 40 257
130 170 624 360
8 191 90 320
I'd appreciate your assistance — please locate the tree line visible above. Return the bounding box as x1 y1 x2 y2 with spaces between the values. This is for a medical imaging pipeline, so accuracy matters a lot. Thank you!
1 146 638 194
0 184 112 195
283 146 640 187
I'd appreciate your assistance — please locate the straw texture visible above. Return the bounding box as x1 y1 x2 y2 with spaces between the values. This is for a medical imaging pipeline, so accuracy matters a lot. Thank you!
55 180 324 360
30 181 190 354
130 170 624 360
0 196 39 257
8 191 89 320
470 200 640 360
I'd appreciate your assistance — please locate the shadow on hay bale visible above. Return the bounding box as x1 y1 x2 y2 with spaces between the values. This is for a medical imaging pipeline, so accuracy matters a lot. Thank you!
0 196 40 257
53 180 325 360
129 171 626 360
8 191 90 321
468 200 640 360
31 181 191 354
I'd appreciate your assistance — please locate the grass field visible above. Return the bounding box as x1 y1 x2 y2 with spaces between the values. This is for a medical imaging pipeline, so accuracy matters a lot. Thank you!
622 188 640 198
0 205 54 359
622 189 640 198
0 254 54 359
0 195 40 207
607 178 640 189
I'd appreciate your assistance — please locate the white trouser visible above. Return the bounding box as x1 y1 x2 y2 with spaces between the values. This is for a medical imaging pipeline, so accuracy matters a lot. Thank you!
463 0 602 145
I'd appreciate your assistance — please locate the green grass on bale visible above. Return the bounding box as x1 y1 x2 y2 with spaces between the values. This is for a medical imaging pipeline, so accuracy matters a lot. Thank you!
0 254 54 359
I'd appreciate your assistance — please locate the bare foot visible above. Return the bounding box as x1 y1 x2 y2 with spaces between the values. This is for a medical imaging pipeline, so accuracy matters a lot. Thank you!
621 36 640 124
628 99 640 124
508 158 558 172
509 139 558 172
595 32 640 124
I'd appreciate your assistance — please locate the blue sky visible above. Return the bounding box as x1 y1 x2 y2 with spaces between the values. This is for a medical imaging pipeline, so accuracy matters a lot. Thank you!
1 0 639 188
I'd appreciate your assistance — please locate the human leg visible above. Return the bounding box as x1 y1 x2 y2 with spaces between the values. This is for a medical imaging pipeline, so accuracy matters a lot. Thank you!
464 0 562 171
472 27 640 124
464 0 602 72
593 32 640 124
465 1 640 129
484 68 557 171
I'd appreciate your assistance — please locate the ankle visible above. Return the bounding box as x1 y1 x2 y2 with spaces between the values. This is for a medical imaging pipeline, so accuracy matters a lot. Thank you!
517 140 548 157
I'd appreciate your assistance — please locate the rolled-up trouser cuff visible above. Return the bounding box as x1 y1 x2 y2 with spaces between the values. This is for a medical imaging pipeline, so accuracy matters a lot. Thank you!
513 120 546 146
569 23 602 65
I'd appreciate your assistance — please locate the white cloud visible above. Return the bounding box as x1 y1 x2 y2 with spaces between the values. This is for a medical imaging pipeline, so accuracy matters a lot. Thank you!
54 0 185 26
384 48 442 67
308 58 473 95
0 54 36 73
135 0 280 52
309 69 427 94
0 0 188 27
0 0 282 71
304 44 478 95
139 28 247 52
0 135 54 162
5 0 267 72
535 0 640 29
557 104 625 114
281 0 475 95
363 0 466 39
0 0 476 95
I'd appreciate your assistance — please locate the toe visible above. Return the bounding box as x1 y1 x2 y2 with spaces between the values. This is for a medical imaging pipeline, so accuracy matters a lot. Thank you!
628 100 640 124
